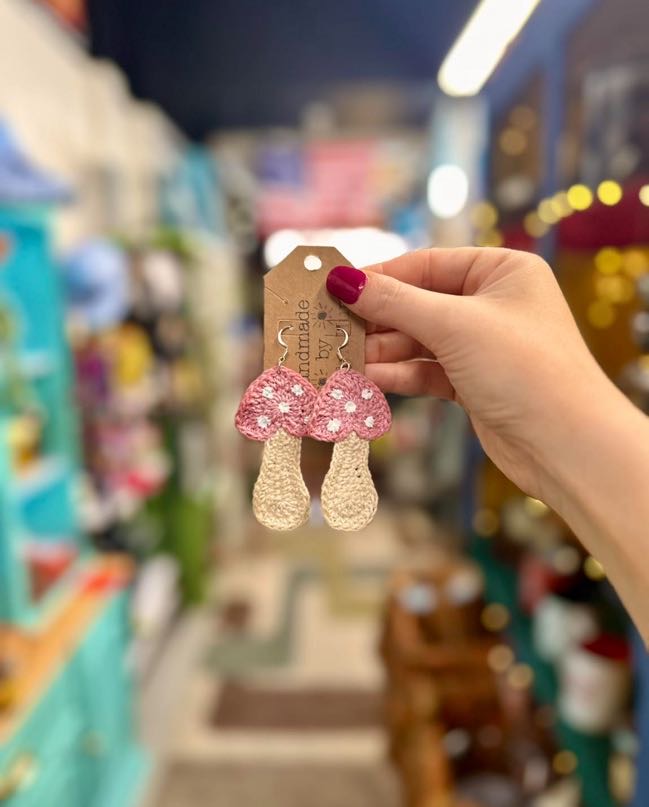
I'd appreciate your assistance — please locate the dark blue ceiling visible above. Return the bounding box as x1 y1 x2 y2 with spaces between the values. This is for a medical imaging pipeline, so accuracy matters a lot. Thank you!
88 0 478 139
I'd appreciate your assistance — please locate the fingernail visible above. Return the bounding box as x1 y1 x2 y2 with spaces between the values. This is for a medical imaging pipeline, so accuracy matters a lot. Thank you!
326 265 367 305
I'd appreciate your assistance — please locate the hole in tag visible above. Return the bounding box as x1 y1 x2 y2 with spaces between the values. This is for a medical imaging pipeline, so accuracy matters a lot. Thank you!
304 254 322 271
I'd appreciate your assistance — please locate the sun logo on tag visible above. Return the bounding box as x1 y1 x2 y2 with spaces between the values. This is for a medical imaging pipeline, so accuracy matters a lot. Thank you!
312 302 335 329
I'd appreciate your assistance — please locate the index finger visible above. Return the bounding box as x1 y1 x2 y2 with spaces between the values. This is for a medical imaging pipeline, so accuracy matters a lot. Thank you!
363 247 487 296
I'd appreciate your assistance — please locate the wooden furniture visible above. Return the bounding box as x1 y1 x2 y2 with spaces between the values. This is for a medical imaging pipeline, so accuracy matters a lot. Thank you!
381 561 498 807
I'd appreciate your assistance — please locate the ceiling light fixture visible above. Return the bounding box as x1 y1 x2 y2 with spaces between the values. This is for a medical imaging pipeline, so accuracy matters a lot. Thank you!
438 0 542 97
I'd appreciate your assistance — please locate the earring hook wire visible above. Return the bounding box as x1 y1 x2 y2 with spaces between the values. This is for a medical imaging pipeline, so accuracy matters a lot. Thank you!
277 324 293 366
336 326 351 370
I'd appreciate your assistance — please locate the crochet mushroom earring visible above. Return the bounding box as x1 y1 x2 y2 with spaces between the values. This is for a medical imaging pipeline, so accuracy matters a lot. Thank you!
309 328 391 531
235 326 317 531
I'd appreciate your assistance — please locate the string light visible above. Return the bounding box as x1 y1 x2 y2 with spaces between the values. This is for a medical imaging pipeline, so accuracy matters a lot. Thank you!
597 180 623 206
481 603 510 632
639 185 649 206
587 299 616 329
566 184 593 211
538 199 560 224
487 644 515 673
595 247 623 275
470 201 499 229
553 750 578 776
551 192 572 218
595 275 635 304
472 178 640 249
524 212 549 238
623 249 649 278
508 663 534 690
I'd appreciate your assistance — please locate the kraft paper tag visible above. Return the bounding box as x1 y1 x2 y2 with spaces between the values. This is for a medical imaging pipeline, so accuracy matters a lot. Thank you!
264 246 365 389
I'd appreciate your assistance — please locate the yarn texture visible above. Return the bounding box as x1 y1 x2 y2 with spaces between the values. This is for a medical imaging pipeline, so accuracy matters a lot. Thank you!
321 433 378 531
235 366 316 531
253 429 310 531
309 368 391 532
235 366 316 440
308 369 391 442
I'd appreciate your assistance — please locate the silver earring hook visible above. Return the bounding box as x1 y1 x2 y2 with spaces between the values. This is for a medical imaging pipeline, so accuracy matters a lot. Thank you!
277 324 293 366
336 327 351 370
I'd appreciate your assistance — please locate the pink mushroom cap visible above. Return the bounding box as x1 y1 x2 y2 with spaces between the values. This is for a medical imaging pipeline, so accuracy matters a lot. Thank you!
308 369 391 442
235 366 317 440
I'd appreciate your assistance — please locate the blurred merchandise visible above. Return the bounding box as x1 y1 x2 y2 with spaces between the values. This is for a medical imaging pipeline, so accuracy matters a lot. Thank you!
0 144 146 804
559 635 631 735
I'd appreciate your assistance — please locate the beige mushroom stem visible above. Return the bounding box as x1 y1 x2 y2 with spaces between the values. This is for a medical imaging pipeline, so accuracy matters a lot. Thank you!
321 432 378 531
252 429 310 531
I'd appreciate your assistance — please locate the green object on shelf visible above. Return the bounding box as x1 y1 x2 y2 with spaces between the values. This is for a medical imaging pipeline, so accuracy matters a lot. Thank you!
166 491 212 605
470 534 616 807
144 488 211 605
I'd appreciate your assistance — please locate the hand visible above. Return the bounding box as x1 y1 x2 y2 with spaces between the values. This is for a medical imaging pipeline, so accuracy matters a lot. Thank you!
327 247 649 641
326 248 612 501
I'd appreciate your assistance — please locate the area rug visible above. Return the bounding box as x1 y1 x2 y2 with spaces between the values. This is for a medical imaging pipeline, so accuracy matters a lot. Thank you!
211 681 384 730
156 762 400 807
205 564 387 675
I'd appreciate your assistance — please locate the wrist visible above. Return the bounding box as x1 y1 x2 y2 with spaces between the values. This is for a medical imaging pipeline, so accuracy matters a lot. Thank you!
534 367 649 529
532 369 649 640
531 366 637 515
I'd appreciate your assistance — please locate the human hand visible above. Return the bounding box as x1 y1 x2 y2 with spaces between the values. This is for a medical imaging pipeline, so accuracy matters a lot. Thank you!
326 248 614 501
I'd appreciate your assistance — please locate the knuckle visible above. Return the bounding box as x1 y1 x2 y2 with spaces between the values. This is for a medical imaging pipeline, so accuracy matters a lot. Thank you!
374 275 402 318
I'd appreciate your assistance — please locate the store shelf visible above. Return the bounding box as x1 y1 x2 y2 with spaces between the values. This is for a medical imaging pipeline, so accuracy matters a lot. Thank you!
15 455 68 501
471 536 616 807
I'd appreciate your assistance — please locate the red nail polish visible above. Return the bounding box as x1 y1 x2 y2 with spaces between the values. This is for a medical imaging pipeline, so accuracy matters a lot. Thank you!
326 265 367 305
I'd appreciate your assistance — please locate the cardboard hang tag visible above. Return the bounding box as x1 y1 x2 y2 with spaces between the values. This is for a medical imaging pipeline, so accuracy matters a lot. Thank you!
264 246 365 389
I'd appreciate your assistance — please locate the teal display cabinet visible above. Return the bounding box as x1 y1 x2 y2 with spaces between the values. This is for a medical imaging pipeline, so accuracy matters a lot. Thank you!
0 589 149 807
0 204 82 625
0 195 147 804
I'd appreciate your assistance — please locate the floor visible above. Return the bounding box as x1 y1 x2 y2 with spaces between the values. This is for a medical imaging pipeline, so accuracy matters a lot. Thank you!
138 511 411 807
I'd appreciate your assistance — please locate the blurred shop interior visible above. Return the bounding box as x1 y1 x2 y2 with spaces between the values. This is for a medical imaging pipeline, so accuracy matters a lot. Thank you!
1 1 649 806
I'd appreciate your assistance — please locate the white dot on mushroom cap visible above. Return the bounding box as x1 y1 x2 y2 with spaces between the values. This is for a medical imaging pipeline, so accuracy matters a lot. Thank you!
262 386 274 399
257 415 271 428
278 402 290 413
361 388 373 400
291 384 304 396
327 418 341 433
330 389 343 400
364 416 374 428
344 401 357 413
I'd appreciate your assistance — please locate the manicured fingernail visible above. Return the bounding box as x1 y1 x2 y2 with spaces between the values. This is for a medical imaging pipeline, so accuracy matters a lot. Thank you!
326 265 367 305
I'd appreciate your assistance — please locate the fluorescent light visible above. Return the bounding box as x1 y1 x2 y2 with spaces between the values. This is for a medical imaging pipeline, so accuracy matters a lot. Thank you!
438 0 542 97
427 165 469 219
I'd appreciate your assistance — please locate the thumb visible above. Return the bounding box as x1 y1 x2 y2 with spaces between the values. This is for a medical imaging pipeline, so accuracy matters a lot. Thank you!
326 264 453 348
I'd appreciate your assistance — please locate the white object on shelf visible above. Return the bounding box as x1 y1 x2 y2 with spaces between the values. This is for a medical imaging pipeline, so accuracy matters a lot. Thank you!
559 641 630 734
130 555 181 677
16 455 67 499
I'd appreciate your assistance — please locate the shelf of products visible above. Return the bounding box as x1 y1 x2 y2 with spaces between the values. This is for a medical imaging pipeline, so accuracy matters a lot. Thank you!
0 130 147 807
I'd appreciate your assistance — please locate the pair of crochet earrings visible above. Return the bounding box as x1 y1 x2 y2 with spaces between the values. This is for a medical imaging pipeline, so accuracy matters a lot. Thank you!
235 326 391 532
